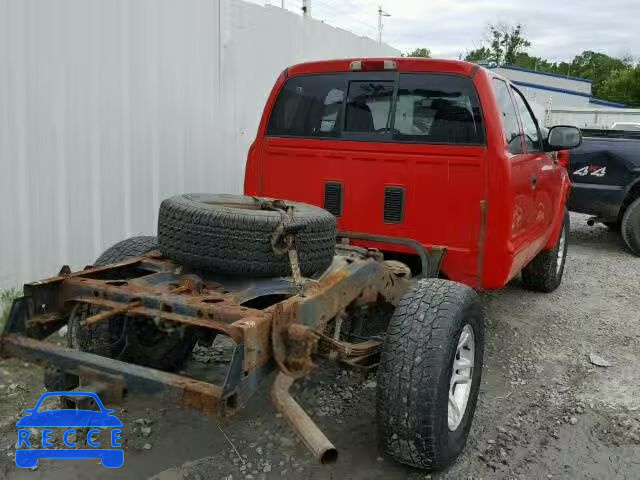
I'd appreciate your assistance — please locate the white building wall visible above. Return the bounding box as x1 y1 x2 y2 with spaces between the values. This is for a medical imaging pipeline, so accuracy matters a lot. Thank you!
0 0 399 289
514 85 592 110
546 108 640 128
492 67 592 95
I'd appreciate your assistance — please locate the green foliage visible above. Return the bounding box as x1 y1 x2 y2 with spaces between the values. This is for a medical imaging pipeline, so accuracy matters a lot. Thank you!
463 23 640 107
465 47 493 64
599 68 640 107
464 23 530 65
0 288 21 328
404 47 431 58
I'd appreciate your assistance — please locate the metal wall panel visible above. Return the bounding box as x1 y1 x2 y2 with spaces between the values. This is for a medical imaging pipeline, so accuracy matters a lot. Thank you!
546 108 640 128
0 0 398 288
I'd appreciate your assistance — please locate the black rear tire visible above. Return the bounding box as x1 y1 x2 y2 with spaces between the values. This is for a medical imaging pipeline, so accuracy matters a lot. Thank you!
621 197 640 256
46 236 196 390
85 236 196 370
377 279 484 471
521 211 569 293
157 194 336 277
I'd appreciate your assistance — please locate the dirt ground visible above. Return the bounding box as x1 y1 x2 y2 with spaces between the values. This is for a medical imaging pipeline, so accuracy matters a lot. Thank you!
1 213 639 480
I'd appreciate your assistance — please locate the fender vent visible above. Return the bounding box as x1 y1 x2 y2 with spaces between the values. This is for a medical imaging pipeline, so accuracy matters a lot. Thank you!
324 182 342 217
384 186 404 223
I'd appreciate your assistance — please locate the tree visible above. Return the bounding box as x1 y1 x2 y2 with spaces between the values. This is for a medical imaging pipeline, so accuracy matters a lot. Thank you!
464 23 531 65
599 68 640 107
404 47 431 58
513 52 554 71
462 24 639 106
567 51 632 96
464 47 493 64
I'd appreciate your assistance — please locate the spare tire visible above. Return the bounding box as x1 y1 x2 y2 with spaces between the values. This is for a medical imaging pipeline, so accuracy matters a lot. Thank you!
158 194 336 277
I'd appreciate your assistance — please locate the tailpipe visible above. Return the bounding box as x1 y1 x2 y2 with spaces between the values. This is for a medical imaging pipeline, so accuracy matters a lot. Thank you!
271 372 338 464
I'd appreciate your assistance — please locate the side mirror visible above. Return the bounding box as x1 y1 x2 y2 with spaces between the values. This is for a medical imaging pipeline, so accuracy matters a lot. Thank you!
546 125 582 151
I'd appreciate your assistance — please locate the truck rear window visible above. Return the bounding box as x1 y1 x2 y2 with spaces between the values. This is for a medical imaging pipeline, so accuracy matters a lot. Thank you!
266 73 484 145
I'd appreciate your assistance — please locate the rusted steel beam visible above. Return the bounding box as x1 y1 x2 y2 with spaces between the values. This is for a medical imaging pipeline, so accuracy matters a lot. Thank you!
271 372 337 464
69 296 244 342
24 253 163 287
1 334 222 414
26 312 66 326
64 277 259 323
80 300 142 327
296 255 406 330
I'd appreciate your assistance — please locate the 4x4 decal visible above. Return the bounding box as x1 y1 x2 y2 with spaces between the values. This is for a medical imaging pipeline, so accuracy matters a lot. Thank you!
573 165 607 177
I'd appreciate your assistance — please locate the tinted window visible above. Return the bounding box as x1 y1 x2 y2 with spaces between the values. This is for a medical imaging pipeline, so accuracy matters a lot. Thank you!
267 74 346 137
512 88 542 152
393 74 484 144
344 81 394 132
492 79 523 154
266 73 485 145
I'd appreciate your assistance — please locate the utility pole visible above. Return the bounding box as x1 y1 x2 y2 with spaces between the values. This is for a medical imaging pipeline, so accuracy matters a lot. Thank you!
302 0 311 17
377 5 391 43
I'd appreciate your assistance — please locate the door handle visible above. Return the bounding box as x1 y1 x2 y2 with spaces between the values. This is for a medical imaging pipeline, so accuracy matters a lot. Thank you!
531 174 538 189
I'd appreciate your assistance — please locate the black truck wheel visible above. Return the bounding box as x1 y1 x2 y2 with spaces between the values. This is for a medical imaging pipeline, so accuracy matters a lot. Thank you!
44 236 195 390
521 211 569 293
157 194 336 277
621 197 640 256
377 279 484 471
84 236 196 370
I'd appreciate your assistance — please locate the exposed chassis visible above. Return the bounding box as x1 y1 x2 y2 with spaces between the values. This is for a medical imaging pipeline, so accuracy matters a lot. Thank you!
0 232 444 463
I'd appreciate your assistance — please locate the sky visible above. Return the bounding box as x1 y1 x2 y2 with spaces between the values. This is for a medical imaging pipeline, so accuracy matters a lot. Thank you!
267 0 640 62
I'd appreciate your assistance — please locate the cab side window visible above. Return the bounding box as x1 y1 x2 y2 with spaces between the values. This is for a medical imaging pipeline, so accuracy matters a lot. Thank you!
511 88 543 153
492 79 522 154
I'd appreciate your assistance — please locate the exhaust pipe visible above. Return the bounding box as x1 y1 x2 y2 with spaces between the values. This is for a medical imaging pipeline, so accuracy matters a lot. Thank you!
271 372 338 464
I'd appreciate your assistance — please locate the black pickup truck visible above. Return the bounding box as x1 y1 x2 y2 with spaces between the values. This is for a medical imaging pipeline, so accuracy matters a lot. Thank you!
567 129 640 256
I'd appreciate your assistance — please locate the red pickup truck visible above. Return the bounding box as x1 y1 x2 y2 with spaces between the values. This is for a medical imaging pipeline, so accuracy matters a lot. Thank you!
2 58 582 474
245 58 581 292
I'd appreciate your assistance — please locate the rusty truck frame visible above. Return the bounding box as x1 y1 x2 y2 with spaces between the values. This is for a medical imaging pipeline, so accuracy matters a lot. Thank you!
1 232 443 464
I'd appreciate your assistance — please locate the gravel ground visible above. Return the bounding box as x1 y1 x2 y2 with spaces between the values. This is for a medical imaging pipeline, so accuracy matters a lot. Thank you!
1 213 639 479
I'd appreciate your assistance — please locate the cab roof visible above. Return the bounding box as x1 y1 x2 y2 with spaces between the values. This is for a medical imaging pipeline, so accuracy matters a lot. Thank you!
286 58 481 78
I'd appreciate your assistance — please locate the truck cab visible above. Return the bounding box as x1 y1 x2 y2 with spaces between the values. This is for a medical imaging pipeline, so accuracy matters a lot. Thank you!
245 58 580 290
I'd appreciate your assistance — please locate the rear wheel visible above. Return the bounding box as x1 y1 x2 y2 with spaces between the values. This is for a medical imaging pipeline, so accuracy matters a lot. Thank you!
45 236 196 390
78 236 196 370
377 279 484 471
521 211 569 293
621 197 640 256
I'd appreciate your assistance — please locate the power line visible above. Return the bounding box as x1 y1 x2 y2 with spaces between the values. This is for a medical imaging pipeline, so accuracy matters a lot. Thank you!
274 0 382 40
311 0 380 38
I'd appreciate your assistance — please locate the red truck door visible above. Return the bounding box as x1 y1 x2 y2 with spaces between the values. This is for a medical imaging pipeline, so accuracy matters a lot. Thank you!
510 87 559 250
492 79 543 270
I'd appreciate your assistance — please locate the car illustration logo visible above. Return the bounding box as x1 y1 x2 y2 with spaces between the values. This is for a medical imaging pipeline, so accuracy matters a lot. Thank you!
15 391 124 469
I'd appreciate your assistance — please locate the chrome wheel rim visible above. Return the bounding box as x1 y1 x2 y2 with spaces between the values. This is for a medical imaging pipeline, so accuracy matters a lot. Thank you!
448 325 475 431
556 225 567 274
